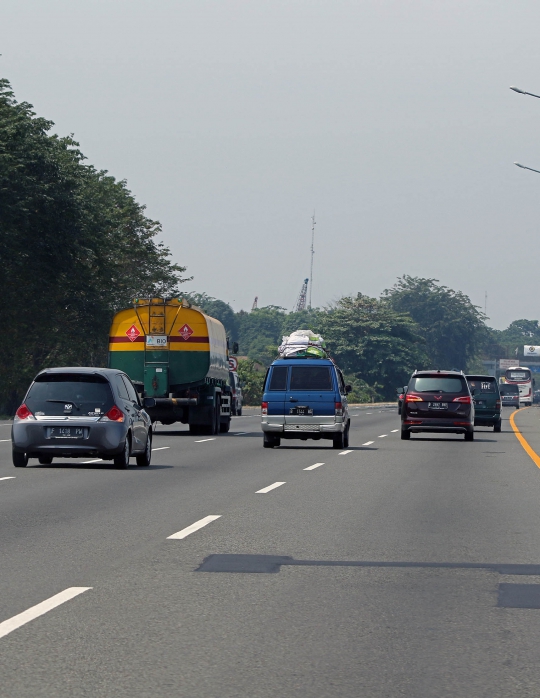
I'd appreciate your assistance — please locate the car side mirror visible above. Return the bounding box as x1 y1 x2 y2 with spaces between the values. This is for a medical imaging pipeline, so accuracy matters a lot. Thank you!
143 397 156 409
345 384 352 394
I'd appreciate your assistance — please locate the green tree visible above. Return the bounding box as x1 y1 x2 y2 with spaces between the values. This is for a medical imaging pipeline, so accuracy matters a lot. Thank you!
236 306 286 363
183 293 238 341
318 293 427 399
0 78 187 413
383 276 487 371
237 359 265 405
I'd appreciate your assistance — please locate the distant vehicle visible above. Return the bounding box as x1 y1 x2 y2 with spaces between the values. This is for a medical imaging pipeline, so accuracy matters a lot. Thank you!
499 383 520 409
465 375 501 432
503 366 535 408
261 358 351 448
108 298 235 434
11 367 154 469
534 389 540 404
401 370 474 441
229 371 243 415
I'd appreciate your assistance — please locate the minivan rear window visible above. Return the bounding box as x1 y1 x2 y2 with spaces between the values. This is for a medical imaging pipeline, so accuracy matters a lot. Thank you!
467 378 497 394
26 373 114 416
269 366 288 391
410 376 466 393
290 366 333 391
500 384 519 395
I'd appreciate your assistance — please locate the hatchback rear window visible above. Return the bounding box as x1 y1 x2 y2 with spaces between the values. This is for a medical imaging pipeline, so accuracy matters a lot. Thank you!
290 366 333 391
410 376 467 393
26 373 114 416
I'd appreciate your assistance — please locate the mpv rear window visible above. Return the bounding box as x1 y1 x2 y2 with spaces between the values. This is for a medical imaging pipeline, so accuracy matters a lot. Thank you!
410 376 467 393
268 366 288 391
500 385 519 395
26 373 114 416
290 366 333 391
467 378 497 394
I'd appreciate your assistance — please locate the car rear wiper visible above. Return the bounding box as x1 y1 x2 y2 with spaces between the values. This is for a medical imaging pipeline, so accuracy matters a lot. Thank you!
46 399 80 410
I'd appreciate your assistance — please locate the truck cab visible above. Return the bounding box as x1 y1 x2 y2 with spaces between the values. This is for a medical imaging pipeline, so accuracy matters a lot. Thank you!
261 358 351 449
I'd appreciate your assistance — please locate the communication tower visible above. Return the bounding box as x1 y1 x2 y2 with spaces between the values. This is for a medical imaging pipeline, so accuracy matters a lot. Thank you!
309 213 316 309
294 279 309 312
251 296 258 311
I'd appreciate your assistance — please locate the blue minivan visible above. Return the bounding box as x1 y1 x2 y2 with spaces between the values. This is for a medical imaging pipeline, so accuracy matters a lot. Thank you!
261 358 351 448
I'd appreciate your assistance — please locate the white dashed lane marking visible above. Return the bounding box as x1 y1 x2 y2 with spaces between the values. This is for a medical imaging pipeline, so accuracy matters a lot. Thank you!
339 450 353 455
363 441 374 446
391 429 399 433
232 432 247 435
152 446 170 451
304 463 324 471
256 482 286 493
194 438 216 443
82 458 103 464
0 477 15 482
0 439 12 443
0 587 92 641
378 435 387 438
167 515 222 540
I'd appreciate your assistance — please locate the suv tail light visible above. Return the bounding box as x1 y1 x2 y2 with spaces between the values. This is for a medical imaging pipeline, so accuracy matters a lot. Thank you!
405 394 422 403
453 396 471 404
335 402 343 416
261 401 268 416
15 404 35 421
101 405 125 422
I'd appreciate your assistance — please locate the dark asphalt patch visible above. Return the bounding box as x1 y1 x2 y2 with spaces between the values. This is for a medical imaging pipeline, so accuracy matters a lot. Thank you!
498 583 540 608
197 554 540 575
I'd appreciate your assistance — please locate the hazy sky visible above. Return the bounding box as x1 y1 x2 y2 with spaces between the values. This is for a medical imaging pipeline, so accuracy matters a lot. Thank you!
3 0 540 328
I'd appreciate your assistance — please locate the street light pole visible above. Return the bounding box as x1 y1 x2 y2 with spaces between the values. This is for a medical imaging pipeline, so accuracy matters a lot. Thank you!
515 162 540 175
510 86 540 99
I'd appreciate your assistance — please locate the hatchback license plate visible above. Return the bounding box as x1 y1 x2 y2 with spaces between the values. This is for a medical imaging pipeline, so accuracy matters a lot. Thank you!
46 427 87 439
428 402 448 410
289 406 313 416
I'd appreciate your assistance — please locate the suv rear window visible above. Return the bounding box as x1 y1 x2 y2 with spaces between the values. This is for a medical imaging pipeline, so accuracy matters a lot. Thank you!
26 373 114 416
410 376 467 393
500 384 519 395
290 366 333 391
467 377 497 394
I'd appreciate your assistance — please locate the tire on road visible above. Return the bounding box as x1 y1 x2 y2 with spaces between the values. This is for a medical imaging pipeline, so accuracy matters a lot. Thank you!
400 429 410 440
13 450 28 467
38 456 53 465
114 436 131 469
136 431 152 467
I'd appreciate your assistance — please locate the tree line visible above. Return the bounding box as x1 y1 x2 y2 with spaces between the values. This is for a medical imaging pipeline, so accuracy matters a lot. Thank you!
0 79 187 413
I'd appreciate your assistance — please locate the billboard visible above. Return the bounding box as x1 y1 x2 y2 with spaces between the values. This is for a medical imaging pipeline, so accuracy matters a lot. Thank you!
524 345 540 356
499 359 518 370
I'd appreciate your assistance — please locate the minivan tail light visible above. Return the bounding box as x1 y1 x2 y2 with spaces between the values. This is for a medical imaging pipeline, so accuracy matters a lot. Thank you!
405 394 422 402
453 396 471 404
496 400 501 409
261 401 268 416
101 405 125 422
335 402 343 416
15 404 35 421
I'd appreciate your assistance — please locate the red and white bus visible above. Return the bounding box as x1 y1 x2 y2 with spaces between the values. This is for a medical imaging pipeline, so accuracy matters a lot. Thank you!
504 366 534 408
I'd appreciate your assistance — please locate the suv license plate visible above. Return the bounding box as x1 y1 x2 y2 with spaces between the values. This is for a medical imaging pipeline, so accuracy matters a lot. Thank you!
428 402 448 410
46 427 87 439
289 406 313 416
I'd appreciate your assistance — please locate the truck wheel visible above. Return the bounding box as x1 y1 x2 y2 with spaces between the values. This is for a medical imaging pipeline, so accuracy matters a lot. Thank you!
220 418 231 433
333 432 345 449
189 424 200 435
13 450 28 467
238 407 242 416
263 434 278 448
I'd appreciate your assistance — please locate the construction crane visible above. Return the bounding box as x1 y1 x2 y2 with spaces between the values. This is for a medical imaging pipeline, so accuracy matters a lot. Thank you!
251 296 258 311
294 279 309 312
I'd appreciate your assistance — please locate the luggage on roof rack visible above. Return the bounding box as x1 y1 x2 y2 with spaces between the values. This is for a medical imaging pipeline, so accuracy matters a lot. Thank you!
278 329 328 359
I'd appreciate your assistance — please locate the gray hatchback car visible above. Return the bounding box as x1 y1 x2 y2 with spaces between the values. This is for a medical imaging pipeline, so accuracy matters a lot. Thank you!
12 367 154 469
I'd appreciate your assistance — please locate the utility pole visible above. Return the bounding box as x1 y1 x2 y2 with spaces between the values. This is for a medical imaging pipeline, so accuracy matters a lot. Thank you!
309 213 316 309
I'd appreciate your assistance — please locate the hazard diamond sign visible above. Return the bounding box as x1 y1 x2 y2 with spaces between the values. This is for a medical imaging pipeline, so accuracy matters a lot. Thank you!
126 324 141 342
179 323 194 341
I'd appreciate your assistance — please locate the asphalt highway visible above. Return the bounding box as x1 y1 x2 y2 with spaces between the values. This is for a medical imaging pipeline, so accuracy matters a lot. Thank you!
2 405 540 697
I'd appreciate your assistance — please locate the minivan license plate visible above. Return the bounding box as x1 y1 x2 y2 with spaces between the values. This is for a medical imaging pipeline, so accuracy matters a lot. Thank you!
290 406 313 416
428 402 448 410
46 427 86 439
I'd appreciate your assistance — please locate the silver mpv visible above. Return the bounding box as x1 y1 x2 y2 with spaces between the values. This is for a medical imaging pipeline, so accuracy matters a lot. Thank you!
12 367 154 469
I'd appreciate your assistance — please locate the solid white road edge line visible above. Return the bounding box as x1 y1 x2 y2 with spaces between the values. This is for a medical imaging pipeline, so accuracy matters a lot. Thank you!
0 477 15 481
362 441 374 446
194 438 216 443
304 463 324 470
339 450 353 455
0 587 92 641
256 482 286 493
82 458 103 464
152 446 170 451
167 515 222 540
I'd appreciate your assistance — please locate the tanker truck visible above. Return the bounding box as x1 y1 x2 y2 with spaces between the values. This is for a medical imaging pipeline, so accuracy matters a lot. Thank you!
108 298 236 434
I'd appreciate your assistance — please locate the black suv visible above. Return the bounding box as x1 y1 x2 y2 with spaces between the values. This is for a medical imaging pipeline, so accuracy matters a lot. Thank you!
401 370 475 441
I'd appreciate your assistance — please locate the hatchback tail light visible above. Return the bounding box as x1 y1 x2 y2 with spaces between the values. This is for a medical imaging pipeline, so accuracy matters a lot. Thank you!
453 396 471 404
101 405 125 422
15 404 35 421
405 393 423 403
335 402 343 416
261 401 268 416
